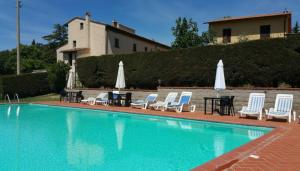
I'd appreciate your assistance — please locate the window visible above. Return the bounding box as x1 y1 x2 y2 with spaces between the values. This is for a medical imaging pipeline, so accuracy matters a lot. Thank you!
222 28 231 43
260 25 271 39
73 41 77 48
114 38 120 48
145 47 148 52
133 43 137 52
80 23 84 30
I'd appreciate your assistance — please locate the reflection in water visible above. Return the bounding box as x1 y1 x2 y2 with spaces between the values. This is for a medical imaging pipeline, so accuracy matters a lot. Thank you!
66 112 104 169
166 120 178 127
179 121 192 130
115 120 125 151
16 106 20 117
214 136 225 157
248 130 264 140
7 106 11 117
67 140 104 168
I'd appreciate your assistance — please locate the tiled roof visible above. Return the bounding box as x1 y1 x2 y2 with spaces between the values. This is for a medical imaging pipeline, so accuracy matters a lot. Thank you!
205 12 292 24
65 17 170 49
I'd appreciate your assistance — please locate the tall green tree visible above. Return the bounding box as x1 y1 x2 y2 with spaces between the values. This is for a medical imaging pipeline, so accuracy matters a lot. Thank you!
293 21 299 33
47 62 70 92
31 39 36 45
201 27 217 45
43 24 68 48
171 17 202 48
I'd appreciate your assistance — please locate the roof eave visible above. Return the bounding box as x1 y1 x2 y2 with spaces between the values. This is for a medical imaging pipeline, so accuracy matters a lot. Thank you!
205 12 292 24
106 25 171 49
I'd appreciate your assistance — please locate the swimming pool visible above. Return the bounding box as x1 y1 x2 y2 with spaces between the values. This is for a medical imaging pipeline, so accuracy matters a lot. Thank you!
0 104 272 170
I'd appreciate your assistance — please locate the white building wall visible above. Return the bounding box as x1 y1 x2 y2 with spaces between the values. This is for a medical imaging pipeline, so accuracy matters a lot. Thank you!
89 22 107 57
107 30 165 55
68 19 89 49
57 17 170 63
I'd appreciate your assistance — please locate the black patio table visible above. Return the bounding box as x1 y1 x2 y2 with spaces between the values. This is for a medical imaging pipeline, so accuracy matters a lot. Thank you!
65 89 80 103
115 93 126 106
203 97 220 114
110 92 131 107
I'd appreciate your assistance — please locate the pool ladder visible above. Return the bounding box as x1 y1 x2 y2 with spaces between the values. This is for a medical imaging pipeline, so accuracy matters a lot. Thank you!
5 94 11 104
4 93 19 104
14 93 20 103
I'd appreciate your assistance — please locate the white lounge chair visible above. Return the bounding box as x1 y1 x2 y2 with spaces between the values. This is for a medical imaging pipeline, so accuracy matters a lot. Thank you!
81 97 96 105
131 94 158 109
95 93 108 105
149 92 178 111
166 92 196 112
238 93 265 120
81 92 107 105
265 94 296 123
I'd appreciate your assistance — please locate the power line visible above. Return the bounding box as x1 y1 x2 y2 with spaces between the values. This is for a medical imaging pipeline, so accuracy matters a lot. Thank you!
16 0 21 75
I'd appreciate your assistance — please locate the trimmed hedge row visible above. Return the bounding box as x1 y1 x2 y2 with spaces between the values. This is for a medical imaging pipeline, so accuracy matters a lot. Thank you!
0 72 50 98
77 37 300 89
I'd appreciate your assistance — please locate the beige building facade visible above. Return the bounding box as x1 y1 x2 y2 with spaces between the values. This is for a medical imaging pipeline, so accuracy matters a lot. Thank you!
57 13 170 68
206 12 292 44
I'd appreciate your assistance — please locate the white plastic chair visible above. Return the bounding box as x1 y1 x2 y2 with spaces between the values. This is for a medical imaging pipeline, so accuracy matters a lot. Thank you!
265 94 296 123
149 92 178 111
166 92 196 113
95 93 108 105
131 94 158 109
239 93 265 120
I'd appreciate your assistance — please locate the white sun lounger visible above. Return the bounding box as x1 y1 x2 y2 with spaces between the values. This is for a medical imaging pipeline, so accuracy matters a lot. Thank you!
81 97 96 105
166 92 196 113
95 93 108 105
265 94 296 123
81 92 107 105
131 94 158 109
149 92 178 111
239 93 265 120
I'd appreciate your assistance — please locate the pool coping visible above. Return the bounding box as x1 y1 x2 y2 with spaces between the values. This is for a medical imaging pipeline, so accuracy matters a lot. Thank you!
7 102 296 170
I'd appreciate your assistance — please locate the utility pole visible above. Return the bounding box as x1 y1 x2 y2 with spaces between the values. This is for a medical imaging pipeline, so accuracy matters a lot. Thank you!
16 0 21 75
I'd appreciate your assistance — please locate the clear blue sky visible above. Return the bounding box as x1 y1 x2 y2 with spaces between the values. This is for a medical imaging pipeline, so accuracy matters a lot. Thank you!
0 0 299 51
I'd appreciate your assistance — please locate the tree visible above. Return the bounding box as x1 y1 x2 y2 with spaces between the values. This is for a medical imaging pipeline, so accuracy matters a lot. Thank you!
293 21 299 33
31 39 36 45
201 27 217 45
43 24 68 48
47 62 70 92
171 17 202 48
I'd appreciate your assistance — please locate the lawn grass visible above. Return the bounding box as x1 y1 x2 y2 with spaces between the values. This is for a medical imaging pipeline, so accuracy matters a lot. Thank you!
0 93 60 103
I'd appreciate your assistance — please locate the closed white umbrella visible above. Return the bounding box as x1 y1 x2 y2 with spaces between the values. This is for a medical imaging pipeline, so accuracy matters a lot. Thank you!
67 70 74 89
115 61 126 90
214 60 226 97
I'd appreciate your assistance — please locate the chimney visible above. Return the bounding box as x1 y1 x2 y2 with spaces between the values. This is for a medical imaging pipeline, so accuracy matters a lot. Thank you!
111 20 135 34
112 20 118 27
85 12 91 21
85 12 91 48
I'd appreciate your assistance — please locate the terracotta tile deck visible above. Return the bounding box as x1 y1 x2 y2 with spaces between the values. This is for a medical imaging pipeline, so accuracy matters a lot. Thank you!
36 101 300 171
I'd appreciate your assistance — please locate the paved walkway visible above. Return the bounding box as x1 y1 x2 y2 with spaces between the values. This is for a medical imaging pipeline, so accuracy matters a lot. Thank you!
37 102 300 171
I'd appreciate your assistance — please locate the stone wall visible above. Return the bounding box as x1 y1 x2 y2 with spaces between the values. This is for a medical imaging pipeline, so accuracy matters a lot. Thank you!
77 87 300 114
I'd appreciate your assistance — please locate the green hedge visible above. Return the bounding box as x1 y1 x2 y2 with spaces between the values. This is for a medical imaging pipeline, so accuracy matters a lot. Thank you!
77 37 300 89
0 72 50 98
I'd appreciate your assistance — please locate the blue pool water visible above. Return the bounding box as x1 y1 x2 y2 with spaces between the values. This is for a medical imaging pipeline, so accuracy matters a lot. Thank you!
0 104 272 170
